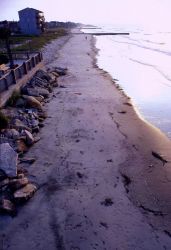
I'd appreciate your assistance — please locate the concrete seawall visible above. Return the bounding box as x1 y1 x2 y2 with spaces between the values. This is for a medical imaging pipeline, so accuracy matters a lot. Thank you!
0 61 44 107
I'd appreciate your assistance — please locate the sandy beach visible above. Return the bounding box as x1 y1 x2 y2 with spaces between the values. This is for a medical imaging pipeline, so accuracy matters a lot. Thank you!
1 31 171 250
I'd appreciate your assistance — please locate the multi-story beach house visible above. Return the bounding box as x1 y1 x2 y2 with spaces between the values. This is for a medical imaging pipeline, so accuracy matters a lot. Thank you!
18 7 45 35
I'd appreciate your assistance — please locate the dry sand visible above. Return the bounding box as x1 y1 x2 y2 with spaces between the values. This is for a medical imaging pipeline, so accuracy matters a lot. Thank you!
1 31 171 250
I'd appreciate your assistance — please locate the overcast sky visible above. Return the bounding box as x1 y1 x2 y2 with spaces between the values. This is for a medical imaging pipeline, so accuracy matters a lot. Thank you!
0 0 171 30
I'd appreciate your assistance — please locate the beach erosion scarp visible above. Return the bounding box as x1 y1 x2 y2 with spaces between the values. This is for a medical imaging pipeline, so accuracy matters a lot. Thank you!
1 29 171 249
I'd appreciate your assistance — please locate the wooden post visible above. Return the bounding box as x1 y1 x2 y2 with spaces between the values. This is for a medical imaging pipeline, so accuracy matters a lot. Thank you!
11 70 16 84
32 57 36 67
23 62 27 74
4 78 8 90
18 67 22 78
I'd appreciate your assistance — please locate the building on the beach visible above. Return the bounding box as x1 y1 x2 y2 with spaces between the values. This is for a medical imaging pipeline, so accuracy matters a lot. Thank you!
18 7 45 35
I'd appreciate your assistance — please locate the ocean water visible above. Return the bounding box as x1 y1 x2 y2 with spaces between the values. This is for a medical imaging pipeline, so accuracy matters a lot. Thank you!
82 25 171 139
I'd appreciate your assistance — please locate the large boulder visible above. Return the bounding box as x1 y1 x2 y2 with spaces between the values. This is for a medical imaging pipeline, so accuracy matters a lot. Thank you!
0 143 18 177
12 119 30 131
34 96 44 103
3 129 20 140
35 87 49 98
26 88 40 97
30 76 49 88
22 95 43 110
53 67 67 76
35 70 52 81
14 183 37 201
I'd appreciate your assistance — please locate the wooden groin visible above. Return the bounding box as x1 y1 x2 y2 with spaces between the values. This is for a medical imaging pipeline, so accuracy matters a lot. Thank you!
86 32 130 36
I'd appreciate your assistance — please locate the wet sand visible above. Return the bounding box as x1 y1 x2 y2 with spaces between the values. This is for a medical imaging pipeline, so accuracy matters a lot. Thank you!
1 32 171 249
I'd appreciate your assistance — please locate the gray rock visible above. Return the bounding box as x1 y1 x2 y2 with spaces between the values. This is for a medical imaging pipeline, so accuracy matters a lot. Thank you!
39 123 44 128
35 87 49 98
4 129 20 139
16 98 26 107
26 88 40 97
0 143 18 177
24 130 34 146
14 183 37 201
51 71 59 78
53 82 59 88
48 73 57 84
32 112 38 119
34 96 44 103
9 177 29 190
22 95 43 110
0 199 16 215
53 67 67 76
0 178 9 189
34 136 41 143
32 126 39 133
13 119 30 131
31 77 48 88
16 139 28 153
31 119 39 127
19 158 36 164
35 69 52 81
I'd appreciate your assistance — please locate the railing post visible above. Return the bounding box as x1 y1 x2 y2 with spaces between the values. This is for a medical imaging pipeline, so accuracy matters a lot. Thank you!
4 78 8 90
32 57 36 67
23 62 27 74
18 67 22 78
11 70 17 84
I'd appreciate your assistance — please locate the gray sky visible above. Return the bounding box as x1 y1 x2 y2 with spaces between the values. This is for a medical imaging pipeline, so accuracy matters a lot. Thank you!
0 0 170 29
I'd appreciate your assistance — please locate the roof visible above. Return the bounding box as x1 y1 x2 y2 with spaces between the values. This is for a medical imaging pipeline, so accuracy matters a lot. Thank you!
18 7 43 13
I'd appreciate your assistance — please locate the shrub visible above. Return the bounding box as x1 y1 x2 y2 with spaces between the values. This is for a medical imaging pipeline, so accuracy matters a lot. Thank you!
0 111 9 130
7 90 21 106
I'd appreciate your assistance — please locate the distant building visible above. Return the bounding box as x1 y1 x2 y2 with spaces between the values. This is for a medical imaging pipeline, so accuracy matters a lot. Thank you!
0 20 20 34
18 7 45 35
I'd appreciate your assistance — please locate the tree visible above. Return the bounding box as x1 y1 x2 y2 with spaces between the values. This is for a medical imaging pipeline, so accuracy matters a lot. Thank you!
0 27 14 68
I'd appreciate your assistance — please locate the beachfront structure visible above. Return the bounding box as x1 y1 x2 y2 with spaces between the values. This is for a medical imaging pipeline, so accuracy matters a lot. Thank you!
18 8 45 35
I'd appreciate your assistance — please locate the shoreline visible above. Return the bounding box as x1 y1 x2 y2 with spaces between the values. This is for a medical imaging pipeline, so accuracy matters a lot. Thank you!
91 33 171 142
1 30 171 249
90 32 171 232
89 28 171 140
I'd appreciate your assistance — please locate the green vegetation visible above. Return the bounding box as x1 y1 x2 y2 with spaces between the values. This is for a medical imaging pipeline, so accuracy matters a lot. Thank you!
7 90 21 107
12 28 68 52
0 28 68 53
0 110 9 130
